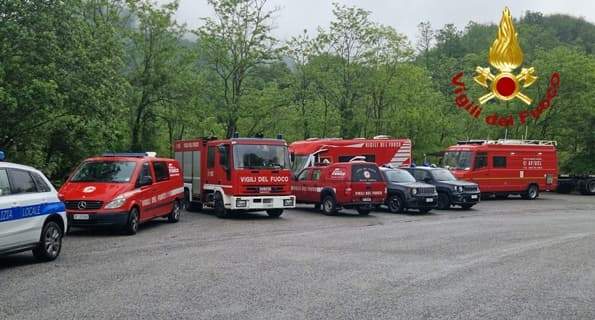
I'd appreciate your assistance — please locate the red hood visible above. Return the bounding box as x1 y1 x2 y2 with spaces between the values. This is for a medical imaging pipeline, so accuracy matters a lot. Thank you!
58 182 133 202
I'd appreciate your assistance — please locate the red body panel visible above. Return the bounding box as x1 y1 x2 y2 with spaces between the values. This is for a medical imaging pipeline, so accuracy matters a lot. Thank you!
289 138 412 172
444 142 559 193
293 162 386 206
59 156 184 223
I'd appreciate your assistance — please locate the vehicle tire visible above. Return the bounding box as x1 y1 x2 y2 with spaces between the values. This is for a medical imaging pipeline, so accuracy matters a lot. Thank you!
437 193 451 210
214 193 230 219
579 179 595 195
124 207 140 235
357 207 370 216
419 208 432 214
32 221 63 261
522 184 539 200
168 200 181 223
321 195 337 216
387 194 404 213
266 209 283 218
461 204 474 210
495 193 509 200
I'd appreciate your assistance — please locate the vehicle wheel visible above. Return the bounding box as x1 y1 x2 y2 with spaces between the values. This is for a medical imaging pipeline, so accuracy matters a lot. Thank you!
266 209 283 218
579 179 595 195
214 193 230 219
387 194 404 213
437 193 451 210
124 207 140 235
357 206 371 215
168 200 181 223
321 195 337 216
495 193 509 200
461 204 474 210
32 221 63 261
522 184 539 200
419 208 432 214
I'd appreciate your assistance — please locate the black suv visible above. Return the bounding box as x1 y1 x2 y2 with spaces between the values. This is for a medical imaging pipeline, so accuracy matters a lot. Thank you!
380 167 438 213
406 166 480 210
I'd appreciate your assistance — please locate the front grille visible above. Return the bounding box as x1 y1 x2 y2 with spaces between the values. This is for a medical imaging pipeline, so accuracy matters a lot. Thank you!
64 200 103 210
463 185 479 192
244 186 285 194
417 187 436 195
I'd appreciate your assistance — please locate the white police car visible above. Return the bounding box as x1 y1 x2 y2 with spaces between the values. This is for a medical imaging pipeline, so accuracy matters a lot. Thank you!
0 151 67 261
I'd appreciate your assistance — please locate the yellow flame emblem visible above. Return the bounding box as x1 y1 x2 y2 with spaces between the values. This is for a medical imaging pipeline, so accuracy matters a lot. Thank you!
474 7 537 105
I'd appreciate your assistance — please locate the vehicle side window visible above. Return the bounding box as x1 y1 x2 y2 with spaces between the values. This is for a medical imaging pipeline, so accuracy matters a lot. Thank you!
31 172 51 192
219 145 229 167
207 146 215 168
297 169 310 181
0 169 11 196
493 156 507 168
8 169 38 194
137 162 153 187
475 152 488 169
152 162 169 182
311 170 321 181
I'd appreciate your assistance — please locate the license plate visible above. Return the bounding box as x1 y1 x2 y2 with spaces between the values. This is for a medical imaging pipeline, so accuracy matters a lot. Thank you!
362 197 371 202
425 198 434 202
471 195 478 199
73 214 89 220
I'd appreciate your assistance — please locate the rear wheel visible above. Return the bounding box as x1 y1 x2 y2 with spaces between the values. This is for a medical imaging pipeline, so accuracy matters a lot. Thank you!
124 207 140 235
321 195 337 216
579 179 595 195
522 184 539 200
32 221 63 261
437 193 450 210
387 194 404 213
356 207 370 216
266 209 283 218
168 200 181 223
214 193 231 218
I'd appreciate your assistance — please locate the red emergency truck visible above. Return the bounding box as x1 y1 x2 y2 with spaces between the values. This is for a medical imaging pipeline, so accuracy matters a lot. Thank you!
59 153 184 235
442 140 558 199
174 137 296 218
289 136 412 174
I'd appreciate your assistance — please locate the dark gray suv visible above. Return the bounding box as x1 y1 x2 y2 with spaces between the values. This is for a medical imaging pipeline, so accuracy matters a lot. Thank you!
380 167 438 213
406 166 480 210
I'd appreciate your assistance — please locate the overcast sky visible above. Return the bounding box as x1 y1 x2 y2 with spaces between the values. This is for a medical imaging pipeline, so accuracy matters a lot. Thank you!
156 0 595 43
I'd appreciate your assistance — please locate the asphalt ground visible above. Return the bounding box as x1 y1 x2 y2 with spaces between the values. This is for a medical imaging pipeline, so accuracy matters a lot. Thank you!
1 193 594 320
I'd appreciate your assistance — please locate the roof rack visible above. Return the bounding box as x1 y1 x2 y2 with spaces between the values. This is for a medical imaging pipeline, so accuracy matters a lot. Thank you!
102 152 156 158
457 139 557 146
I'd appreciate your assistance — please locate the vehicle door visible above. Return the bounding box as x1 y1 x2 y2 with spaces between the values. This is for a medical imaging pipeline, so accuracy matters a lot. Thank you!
491 154 509 192
293 169 311 203
136 162 156 221
0 169 47 248
471 152 491 191
304 169 322 203
151 161 173 218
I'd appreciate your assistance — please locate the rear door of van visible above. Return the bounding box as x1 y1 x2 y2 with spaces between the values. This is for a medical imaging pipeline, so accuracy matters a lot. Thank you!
350 164 385 204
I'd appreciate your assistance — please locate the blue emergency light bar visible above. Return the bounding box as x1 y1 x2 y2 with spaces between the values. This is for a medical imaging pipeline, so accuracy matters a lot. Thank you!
101 152 156 158
0 151 5 161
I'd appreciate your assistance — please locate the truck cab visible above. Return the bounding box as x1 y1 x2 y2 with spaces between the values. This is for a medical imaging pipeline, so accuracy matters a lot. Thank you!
175 137 296 218
293 161 386 216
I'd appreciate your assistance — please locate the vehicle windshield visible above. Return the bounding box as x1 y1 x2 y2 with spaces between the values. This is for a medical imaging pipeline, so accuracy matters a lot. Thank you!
70 161 136 183
384 169 416 183
291 155 309 173
233 144 289 169
431 169 457 181
442 151 473 170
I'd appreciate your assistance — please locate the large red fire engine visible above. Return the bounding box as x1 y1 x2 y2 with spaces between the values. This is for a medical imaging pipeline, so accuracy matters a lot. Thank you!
174 137 296 218
442 140 558 199
289 136 412 174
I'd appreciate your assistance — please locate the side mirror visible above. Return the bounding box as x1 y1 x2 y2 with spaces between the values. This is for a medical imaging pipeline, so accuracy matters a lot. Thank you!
138 175 153 187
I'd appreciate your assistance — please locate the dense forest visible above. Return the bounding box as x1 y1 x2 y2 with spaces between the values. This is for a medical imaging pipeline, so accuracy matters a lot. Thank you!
1 0 594 181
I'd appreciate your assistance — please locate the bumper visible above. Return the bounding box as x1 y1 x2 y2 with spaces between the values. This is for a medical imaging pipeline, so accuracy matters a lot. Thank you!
405 195 439 209
451 192 481 205
229 195 296 210
67 210 129 227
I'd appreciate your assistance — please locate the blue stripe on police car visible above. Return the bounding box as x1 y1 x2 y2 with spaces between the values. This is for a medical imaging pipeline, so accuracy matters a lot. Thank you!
0 202 65 223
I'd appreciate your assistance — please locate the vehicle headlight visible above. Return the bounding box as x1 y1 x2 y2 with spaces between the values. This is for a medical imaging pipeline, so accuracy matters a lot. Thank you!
105 196 126 209
236 199 248 208
411 188 418 195
456 186 464 193
283 198 294 207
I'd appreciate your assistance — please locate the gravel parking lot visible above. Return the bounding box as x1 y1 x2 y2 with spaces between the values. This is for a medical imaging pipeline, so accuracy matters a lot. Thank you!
1 193 594 320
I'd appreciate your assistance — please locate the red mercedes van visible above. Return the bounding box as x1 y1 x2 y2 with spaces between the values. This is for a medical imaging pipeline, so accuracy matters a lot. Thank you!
59 153 184 235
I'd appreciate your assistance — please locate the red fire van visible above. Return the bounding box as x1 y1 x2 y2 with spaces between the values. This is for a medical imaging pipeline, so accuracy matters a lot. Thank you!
59 153 184 234
442 140 558 199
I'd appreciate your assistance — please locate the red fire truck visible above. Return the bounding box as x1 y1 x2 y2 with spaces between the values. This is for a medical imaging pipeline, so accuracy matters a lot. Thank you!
442 140 558 199
174 137 296 218
289 136 412 174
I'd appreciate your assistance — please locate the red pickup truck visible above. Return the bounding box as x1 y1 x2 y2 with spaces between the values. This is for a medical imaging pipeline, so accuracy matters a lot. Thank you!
293 161 386 215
